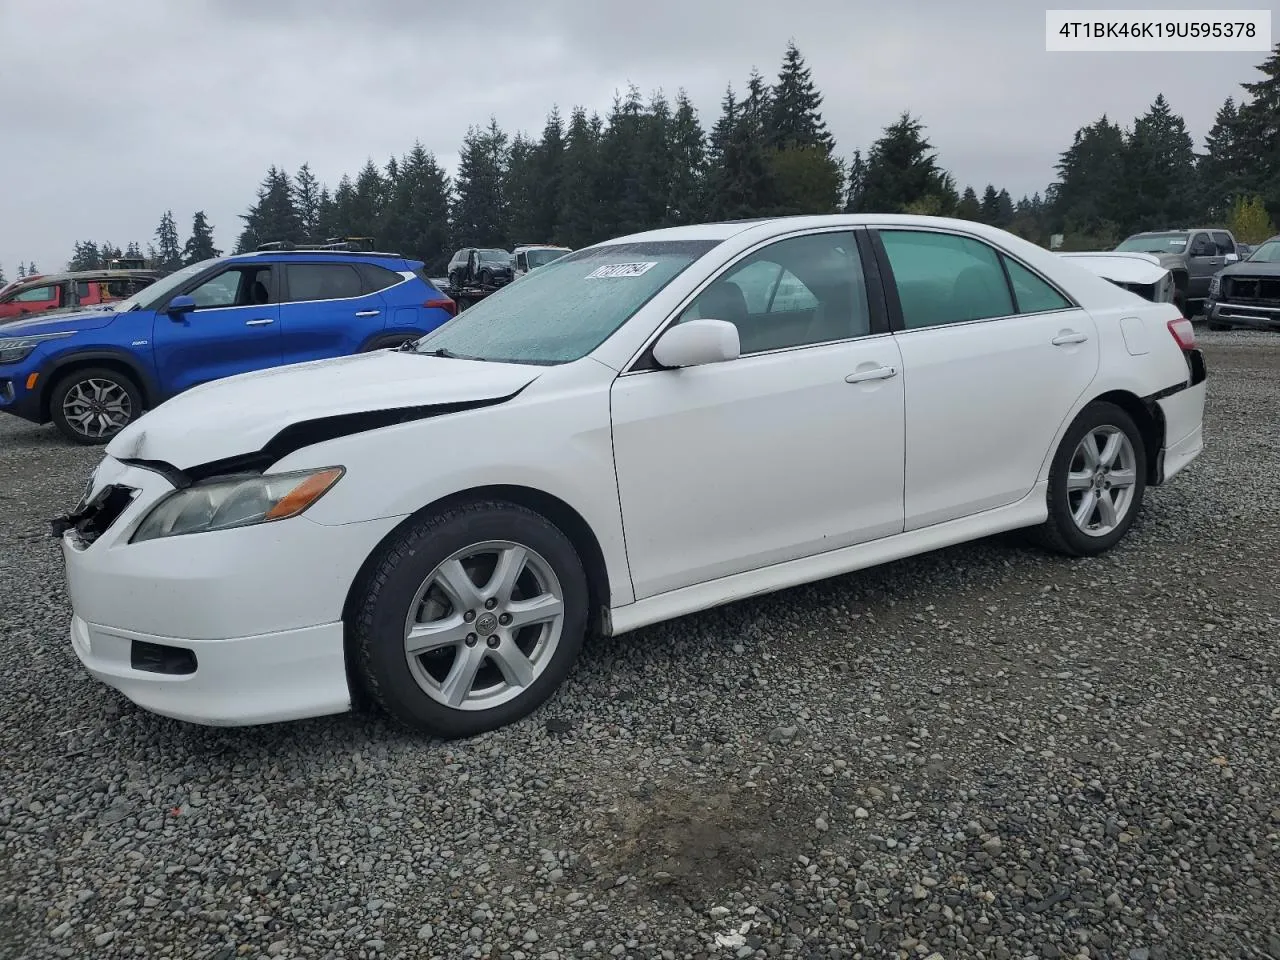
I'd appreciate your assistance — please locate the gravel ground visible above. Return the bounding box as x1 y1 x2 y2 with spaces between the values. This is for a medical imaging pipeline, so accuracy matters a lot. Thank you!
2 330 1278 960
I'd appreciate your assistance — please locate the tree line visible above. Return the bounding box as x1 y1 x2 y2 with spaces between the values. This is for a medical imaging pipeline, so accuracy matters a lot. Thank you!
28 40 1280 280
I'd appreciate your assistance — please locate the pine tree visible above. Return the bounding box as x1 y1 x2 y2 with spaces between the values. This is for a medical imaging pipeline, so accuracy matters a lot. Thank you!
843 150 866 213
236 166 302 252
1200 99 1250 218
709 70 777 219
16 264 25 280
1123 94 1199 231
668 91 707 225
1238 43 1280 224
153 210 182 272
503 133 541 243
980 185 1001 223
596 86 650 238
316 186 337 240
1051 116 1128 244
124 242 141 259
558 107 601 249
182 211 221 264
452 119 510 248
955 187 982 221
0 263 6 287
860 112 955 214
330 175 358 237
69 241 102 271
27 262 37 276
350 159 388 240
766 41 835 154
383 142 452 270
294 163 323 242
995 188 1015 226
532 108 566 242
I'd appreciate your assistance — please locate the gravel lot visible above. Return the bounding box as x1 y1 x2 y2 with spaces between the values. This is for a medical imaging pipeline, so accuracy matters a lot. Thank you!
2 330 1278 960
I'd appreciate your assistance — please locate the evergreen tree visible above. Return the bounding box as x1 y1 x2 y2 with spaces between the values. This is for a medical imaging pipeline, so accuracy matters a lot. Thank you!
383 142 452 269
124 242 142 259
0 263 6 286
709 70 777 219
980 184 1001 223
153 210 182 272
27 262 37 275
182 211 221 264
955 186 982 220
1238 43 1280 224
860 112 955 214
69 241 102 271
330 175 358 237
843 150 866 213
236 166 302 252
503 133 541 243
350 158 388 239
294 163 323 242
558 107 601 248
638 91 675 228
1051 115 1128 243
1123 94 1199 231
766 41 835 154
1200 99 1250 218
995 188 1015 226
452 119 510 248
596 86 650 238
532 108 566 242
16 264 24 280
316 186 337 240
100 243 123 266
667 91 707 224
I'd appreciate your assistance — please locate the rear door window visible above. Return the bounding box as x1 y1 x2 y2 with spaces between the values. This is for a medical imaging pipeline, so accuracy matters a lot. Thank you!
878 230 1014 329
285 263 364 302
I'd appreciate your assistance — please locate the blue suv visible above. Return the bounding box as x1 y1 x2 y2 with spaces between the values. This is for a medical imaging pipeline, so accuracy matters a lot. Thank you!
0 245 456 444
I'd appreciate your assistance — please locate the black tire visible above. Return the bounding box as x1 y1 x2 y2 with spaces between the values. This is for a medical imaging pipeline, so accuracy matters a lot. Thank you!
48 366 143 445
360 333 420 352
478 269 492 287
350 500 589 739
1032 401 1148 558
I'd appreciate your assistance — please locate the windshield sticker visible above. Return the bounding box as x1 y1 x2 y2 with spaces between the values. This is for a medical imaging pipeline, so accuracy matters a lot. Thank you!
585 262 657 279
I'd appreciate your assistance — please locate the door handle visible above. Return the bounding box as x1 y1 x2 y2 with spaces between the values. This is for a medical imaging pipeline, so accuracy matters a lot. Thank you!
845 366 897 384
245 318 275 326
1051 331 1088 346
355 310 381 317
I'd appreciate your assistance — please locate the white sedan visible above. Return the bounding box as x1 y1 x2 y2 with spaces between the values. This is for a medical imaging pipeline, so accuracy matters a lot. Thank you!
56 215 1207 738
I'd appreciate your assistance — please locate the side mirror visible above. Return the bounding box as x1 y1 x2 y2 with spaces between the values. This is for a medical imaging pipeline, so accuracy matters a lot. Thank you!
1224 252 1240 263
167 294 196 318
652 319 741 368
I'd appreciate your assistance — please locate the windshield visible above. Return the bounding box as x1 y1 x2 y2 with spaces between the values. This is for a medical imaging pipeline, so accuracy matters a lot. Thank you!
525 248 569 269
478 250 510 264
1115 233 1188 254
115 258 219 311
1246 240 1280 263
415 240 719 365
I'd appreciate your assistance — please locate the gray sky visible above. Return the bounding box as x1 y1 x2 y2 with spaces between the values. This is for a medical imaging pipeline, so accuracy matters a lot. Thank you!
0 0 1268 276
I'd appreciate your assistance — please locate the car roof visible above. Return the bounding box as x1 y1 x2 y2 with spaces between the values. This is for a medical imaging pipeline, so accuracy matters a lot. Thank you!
595 214 1044 246
6 268 158 285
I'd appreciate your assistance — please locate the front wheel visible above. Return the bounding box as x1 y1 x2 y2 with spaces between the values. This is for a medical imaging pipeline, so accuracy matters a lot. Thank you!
49 367 143 445
350 501 589 738
1033 401 1147 557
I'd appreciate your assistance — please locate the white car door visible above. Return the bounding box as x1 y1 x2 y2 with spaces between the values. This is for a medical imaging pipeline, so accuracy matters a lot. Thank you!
610 229 907 600
872 227 1100 531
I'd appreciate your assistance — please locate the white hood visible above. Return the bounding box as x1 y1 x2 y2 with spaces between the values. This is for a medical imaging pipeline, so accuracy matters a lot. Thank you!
1058 252 1170 286
105 350 540 469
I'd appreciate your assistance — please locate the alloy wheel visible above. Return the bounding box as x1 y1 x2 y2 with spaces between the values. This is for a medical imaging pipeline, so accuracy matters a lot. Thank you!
403 540 565 711
61 378 133 439
1066 425 1138 537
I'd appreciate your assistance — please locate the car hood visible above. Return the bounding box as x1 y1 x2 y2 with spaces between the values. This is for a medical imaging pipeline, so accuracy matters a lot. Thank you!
1220 260 1280 277
0 307 121 334
1059 252 1170 285
104 349 542 470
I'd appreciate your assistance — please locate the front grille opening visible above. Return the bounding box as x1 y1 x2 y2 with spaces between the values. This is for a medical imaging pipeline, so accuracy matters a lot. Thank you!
130 640 197 675
71 485 137 545
1225 277 1280 304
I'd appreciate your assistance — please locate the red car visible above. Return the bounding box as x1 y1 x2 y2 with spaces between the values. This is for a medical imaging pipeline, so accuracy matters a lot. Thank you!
0 269 159 322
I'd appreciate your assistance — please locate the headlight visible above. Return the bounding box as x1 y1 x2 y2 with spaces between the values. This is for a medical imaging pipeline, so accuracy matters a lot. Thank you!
0 331 76 364
131 466 344 543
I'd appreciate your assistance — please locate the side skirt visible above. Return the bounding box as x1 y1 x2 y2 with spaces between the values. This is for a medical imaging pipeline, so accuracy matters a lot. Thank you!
604 482 1050 637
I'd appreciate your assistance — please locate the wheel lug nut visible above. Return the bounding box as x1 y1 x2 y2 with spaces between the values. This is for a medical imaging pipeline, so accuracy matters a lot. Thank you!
465 633 477 646
499 613 512 625
486 635 500 648
463 610 476 622
484 598 497 610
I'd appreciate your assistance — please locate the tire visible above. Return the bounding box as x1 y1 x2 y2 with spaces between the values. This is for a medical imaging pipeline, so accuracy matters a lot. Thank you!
1032 401 1147 557
350 500 589 739
361 333 420 352
478 269 492 287
49 366 143 445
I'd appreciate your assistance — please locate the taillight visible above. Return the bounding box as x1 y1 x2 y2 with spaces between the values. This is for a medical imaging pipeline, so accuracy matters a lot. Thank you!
1167 317 1196 351
426 298 456 317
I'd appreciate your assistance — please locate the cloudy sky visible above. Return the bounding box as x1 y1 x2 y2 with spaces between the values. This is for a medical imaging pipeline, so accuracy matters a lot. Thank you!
0 0 1268 275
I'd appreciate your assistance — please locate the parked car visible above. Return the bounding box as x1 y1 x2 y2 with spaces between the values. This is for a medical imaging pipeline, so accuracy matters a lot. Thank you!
1057 252 1177 307
446 248 514 290
0 245 455 444
513 244 572 278
54 215 1206 739
0 269 159 323
1114 228 1240 315
1205 234 1280 331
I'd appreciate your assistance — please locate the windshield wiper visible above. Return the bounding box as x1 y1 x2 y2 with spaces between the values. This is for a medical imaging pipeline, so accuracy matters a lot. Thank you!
419 347 475 360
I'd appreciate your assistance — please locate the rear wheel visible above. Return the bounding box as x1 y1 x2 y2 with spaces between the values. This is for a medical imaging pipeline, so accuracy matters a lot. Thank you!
49 367 143 445
1032 401 1147 557
351 501 589 738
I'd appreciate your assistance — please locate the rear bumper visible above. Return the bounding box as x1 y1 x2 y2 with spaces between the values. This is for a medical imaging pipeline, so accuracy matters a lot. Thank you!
1207 301 1280 330
1153 349 1206 485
